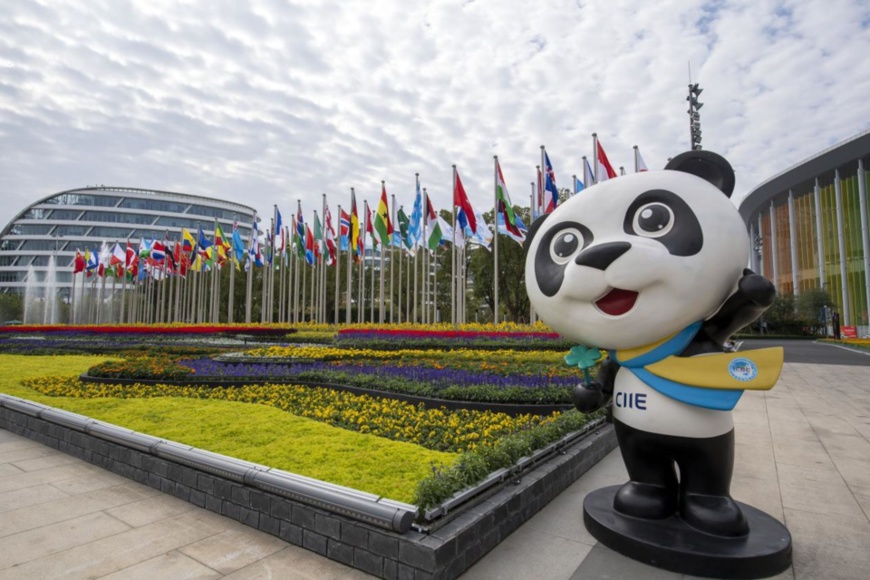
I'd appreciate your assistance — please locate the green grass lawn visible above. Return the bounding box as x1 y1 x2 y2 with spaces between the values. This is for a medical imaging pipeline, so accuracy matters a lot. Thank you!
0 355 455 502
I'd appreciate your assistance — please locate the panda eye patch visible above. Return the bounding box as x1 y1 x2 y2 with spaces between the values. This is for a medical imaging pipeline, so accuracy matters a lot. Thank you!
632 202 674 238
550 228 584 264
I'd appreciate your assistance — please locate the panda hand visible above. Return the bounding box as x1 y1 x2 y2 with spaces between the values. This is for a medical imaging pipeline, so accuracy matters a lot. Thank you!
739 269 776 307
573 383 606 413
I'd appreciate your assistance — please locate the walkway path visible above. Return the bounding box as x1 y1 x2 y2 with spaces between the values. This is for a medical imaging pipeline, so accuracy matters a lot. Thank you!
2 358 870 578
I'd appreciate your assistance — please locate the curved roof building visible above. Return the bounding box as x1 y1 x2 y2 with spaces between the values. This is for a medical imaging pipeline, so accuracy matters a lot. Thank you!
738 129 870 332
0 186 256 304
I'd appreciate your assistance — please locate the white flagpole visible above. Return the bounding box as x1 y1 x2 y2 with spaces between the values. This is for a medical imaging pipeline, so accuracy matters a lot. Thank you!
493 155 499 325
592 133 599 185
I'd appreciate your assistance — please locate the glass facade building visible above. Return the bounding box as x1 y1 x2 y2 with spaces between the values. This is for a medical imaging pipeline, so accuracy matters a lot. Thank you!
0 186 257 298
739 130 870 334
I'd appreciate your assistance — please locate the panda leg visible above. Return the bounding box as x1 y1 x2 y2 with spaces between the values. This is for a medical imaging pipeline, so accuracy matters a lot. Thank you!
674 429 749 537
612 419 679 519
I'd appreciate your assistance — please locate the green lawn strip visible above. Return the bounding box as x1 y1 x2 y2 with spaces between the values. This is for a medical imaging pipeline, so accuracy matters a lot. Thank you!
0 355 455 503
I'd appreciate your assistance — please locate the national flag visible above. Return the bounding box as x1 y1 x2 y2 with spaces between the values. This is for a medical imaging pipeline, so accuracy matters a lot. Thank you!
497 212 528 245
437 216 457 248
408 180 423 249
138 239 152 259
165 243 178 275
350 191 361 260
305 224 316 265
214 223 231 261
365 202 376 249
396 207 412 251
324 206 337 266
250 217 263 267
339 209 351 252
313 211 323 264
98 245 110 277
426 194 437 221
543 151 559 214
426 215 444 251
584 158 596 188
232 222 246 263
85 249 97 277
597 141 618 181
574 175 585 194
466 208 492 250
275 208 283 235
182 228 196 255
495 159 523 240
73 250 86 274
373 183 394 247
453 169 477 234
198 227 213 250
295 211 306 260
635 147 649 172
110 243 125 269
150 240 166 262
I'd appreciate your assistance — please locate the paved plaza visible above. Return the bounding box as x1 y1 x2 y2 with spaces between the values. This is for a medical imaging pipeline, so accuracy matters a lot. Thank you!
2 345 870 578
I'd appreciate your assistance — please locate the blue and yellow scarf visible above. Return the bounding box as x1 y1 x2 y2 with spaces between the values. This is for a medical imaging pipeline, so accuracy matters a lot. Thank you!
611 322 783 411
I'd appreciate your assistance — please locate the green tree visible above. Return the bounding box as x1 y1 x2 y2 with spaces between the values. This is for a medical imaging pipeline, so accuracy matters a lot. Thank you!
0 293 23 323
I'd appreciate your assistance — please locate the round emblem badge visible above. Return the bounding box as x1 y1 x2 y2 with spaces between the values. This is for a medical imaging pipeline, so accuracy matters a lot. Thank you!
728 357 758 382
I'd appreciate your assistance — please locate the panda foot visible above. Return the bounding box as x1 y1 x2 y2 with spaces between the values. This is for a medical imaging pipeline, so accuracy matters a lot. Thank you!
613 482 676 520
680 493 749 537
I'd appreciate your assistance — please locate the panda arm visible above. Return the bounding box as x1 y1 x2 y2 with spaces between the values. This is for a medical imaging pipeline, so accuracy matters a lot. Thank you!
572 357 617 413
703 269 776 346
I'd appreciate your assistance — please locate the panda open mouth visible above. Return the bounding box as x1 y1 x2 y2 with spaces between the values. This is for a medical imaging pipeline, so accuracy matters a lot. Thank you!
594 288 639 316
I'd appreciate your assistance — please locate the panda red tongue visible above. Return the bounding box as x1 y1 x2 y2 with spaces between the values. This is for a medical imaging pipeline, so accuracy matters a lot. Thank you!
595 288 639 316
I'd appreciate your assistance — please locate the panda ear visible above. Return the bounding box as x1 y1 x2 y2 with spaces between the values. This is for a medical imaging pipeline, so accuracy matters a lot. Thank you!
665 150 735 198
523 214 550 258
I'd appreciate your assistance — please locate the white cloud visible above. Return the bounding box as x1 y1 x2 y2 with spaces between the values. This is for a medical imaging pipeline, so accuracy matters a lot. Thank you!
1 0 868 231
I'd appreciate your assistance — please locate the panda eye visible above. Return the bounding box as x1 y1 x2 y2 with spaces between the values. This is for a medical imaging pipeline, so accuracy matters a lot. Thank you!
632 202 674 238
549 228 584 264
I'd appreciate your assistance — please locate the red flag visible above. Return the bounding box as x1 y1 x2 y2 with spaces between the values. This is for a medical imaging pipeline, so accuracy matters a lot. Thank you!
453 169 477 233
597 141 618 180
73 250 85 274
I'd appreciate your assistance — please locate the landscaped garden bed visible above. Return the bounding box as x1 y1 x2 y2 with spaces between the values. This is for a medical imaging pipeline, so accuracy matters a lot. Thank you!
0 324 616 579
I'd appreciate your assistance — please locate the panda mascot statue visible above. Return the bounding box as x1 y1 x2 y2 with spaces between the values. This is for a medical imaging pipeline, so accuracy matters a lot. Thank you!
524 150 791 577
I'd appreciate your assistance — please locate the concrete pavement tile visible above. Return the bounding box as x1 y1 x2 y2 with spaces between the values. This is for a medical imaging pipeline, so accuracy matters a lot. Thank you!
854 492 870 521
733 409 769 427
0 483 69 514
222 545 373 580
0 483 155 538
0 464 100 494
734 422 773 448
784 508 870 580
733 442 778 481
730 474 784 522
0 511 227 579
776 464 865 521
0 447 56 465
49 471 136 495
105 492 197 527
805 414 860 437
460 524 593 580
100 551 222 580
0 512 131 571
179 527 288 575
817 433 870 461
0 440 41 454
523 484 597 546
829 455 870 497
568 543 680 580
9 453 79 472
0 464 23 479
772 440 835 470
769 420 818 444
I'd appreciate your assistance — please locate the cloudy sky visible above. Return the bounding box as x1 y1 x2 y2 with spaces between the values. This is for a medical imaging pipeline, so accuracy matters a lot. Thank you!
2 0 869 231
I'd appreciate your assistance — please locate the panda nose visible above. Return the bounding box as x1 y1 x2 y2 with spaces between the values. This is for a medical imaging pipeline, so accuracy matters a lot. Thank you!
574 242 631 270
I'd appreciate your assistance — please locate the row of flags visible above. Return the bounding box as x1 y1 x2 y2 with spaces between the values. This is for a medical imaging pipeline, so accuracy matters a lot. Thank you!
70 141 651 280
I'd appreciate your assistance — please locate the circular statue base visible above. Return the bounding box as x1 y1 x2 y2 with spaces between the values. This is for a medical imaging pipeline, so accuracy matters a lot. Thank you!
583 485 792 579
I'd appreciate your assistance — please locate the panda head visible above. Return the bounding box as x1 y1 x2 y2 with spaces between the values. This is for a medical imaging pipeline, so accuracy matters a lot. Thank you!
524 150 748 350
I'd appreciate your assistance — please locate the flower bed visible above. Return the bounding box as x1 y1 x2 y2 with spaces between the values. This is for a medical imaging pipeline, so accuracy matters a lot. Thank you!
334 327 572 350
819 338 870 351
